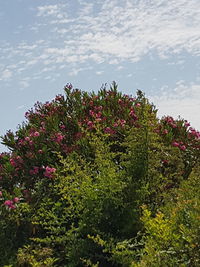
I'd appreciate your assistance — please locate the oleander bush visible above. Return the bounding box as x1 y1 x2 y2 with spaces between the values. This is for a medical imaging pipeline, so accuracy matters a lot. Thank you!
0 82 199 266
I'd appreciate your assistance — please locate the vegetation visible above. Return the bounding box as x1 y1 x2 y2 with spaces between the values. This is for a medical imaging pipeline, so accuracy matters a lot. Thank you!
0 83 199 266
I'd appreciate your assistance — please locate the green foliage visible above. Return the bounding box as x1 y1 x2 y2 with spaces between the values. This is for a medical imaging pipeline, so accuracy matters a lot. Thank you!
0 83 199 266
131 166 200 267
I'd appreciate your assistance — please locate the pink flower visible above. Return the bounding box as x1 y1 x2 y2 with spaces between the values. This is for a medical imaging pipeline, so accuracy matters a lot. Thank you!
55 95 63 101
87 120 94 129
4 200 16 209
135 103 141 107
44 166 56 178
163 129 168 134
184 121 190 128
10 158 16 167
89 110 95 117
25 136 30 142
13 197 20 203
119 119 126 127
54 133 64 143
60 124 66 130
29 140 34 146
180 145 186 151
172 141 179 147
33 131 40 137
0 191 2 197
98 105 103 111
18 139 25 146
129 109 135 116
189 127 200 139
95 112 102 118
104 127 115 135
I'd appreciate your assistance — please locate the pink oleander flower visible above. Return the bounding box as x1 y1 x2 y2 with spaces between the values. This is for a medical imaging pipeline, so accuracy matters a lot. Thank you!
98 105 103 111
129 109 135 117
172 141 179 147
55 95 63 101
89 110 95 117
184 121 190 128
104 127 115 135
10 158 16 167
40 126 46 133
13 197 20 203
135 103 141 107
33 131 40 137
119 119 126 127
180 145 186 151
18 139 25 146
163 129 168 134
87 120 94 128
44 166 56 178
54 133 64 143
4 200 16 209
25 136 30 142
189 127 200 139
95 112 102 118
60 124 66 130
29 140 34 146
0 191 2 197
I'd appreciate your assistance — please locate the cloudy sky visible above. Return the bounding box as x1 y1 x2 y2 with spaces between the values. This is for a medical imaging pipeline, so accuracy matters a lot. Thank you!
1 0 200 151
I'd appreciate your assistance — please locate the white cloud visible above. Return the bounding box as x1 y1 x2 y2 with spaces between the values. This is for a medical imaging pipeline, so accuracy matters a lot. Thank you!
96 71 104 75
1 0 200 87
0 69 12 80
32 0 200 68
37 5 62 17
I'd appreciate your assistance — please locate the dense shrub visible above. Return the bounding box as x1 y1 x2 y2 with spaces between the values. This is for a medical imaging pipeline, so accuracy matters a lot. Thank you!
0 82 199 266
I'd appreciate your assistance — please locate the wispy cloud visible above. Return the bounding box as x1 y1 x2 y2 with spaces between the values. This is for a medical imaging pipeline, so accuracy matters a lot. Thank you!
37 4 64 18
0 69 12 80
0 0 200 85
34 0 200 63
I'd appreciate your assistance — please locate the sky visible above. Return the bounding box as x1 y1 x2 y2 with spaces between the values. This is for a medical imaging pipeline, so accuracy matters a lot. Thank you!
1 0 200 152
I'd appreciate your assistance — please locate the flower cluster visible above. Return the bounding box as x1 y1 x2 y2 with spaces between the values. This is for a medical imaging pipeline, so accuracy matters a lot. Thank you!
0 83 200 213
172 141 186 151
43 166 56 178
4 197 19 209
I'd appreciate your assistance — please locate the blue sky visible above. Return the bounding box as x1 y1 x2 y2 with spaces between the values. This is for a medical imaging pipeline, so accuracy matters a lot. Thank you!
1 0 200 152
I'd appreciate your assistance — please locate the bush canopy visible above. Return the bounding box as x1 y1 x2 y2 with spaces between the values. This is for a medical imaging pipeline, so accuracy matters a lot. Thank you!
0 83 199 266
